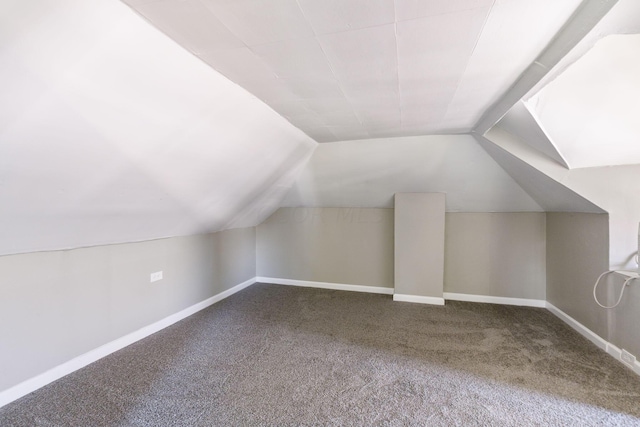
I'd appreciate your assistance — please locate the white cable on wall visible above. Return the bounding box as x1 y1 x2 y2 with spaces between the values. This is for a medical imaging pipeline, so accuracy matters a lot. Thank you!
593 270 638 309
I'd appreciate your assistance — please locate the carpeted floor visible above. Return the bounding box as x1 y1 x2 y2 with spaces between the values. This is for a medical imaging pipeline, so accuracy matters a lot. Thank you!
1 283 640 426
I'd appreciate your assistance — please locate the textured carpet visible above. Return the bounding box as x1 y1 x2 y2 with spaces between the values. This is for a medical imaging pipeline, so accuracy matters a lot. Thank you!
1 283 640 426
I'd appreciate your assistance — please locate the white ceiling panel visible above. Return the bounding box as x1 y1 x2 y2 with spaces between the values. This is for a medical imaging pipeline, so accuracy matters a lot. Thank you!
238 78 298 104
400 85 455 108
394 0 493 22
321 110 362 127
122 0 164 6
124 0 590 142
396 8 489 130
401 123 450 136
352 97 402 128
302 97 353 115
200 0 314 46
443 0 583 129
298 0 395 35
350 95 400 110
319 24 398 90
400 86 454 126
133 0 243 54
396 8 488 81
268 98 313 118
340 83 400 108
200 47 277 82
359 112 402 130
325 126 370 141
281 78 345 99
401 108 448 127
305 127 337 142
282 112 326 128
251 37 335 80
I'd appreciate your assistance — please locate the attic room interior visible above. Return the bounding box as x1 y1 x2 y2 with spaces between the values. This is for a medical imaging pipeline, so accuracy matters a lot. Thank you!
2 0 640 424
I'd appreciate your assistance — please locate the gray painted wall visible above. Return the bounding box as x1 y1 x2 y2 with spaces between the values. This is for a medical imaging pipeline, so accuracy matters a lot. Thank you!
258 208 547 300
395 193 445 298
257 208 394 288
0 228 256 392
547 212 640 359
445 213 546 300
546 213 612 339
608 272 640 359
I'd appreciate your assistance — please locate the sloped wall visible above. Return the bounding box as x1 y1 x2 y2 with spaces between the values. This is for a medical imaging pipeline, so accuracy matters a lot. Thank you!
0 0 315 256
484 127 636 271
281 135 542 212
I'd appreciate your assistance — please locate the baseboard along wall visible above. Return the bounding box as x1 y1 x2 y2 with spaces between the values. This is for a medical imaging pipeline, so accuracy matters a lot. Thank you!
443 292 546 308
256 277 394 295
546 302 640 376
259 279 638 377
393 293 445 305
0 277 256 409
3 277 637 409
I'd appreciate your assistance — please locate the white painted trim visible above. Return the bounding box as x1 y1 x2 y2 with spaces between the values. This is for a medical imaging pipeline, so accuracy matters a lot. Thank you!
444 292 546 308
0 277 256 409
606 345 640 375
545 302 608 350
393 293 445 305
546 302 640 376
256 277 394 295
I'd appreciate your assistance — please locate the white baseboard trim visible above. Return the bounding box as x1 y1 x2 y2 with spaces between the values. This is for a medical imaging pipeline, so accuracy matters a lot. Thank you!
256 277 394 295
444 292 546 308
393 293 445 305
545 302 608 350
546 302 640 376
0 277 256 409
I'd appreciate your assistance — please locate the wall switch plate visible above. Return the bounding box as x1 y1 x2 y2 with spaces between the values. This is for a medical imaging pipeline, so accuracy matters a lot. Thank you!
621 349 636 367
150 271 163 283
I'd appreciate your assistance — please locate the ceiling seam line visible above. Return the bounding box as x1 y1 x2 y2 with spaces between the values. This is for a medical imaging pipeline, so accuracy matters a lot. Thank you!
440 1 497 127
313 39 369 140
293 0 356 141
195 0 250 51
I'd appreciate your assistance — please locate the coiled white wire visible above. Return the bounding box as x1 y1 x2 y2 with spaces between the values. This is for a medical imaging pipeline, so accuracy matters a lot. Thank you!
593 270 638 309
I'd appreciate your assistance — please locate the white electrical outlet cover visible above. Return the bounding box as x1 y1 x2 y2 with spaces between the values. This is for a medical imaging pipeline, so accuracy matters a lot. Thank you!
621 349 636 367
150 271 163 283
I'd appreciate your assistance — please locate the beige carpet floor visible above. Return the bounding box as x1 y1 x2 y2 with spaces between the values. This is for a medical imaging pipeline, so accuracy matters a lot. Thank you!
1 283 639 426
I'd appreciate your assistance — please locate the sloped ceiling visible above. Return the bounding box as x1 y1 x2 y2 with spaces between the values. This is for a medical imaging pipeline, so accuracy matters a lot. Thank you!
3 0 639 256
497 101 569 168
282 135 542 212
123 0 583 142
0 0 315 256
529 34 640 169
525 0 640 103
475 132 604 213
